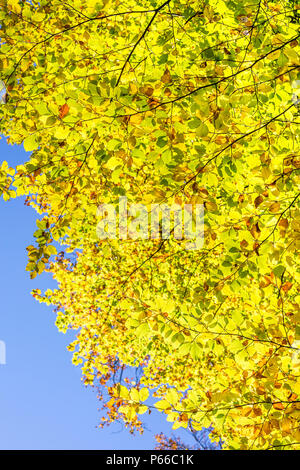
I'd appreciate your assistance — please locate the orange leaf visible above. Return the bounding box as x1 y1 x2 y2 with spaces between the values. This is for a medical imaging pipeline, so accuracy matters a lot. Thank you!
282 282 292 293
273 402 285 410
59 103 70 119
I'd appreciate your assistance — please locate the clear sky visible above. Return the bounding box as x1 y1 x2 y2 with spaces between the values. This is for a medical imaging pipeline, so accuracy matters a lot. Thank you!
0 138 199 450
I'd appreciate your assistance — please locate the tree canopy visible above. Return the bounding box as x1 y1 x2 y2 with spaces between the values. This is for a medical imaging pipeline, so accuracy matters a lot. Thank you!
0 0 300 450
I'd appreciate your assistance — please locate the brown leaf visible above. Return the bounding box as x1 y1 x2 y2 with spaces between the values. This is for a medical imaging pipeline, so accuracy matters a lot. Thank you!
254 195 263 208
253 407 262 416
240 239 248 249
140 85 154 97
148 97 160 109
253 241 260 255
279 218 289 229
161 67 172 84
250 222 261 239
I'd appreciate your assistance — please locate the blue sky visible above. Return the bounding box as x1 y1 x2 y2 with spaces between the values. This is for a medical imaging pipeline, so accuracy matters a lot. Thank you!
0 138 199 450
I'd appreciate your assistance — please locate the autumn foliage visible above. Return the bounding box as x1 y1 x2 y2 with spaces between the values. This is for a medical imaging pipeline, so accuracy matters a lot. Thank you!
0 0 300 450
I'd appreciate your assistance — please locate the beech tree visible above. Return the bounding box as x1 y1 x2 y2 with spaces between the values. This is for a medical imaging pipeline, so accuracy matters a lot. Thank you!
0 0 300 449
